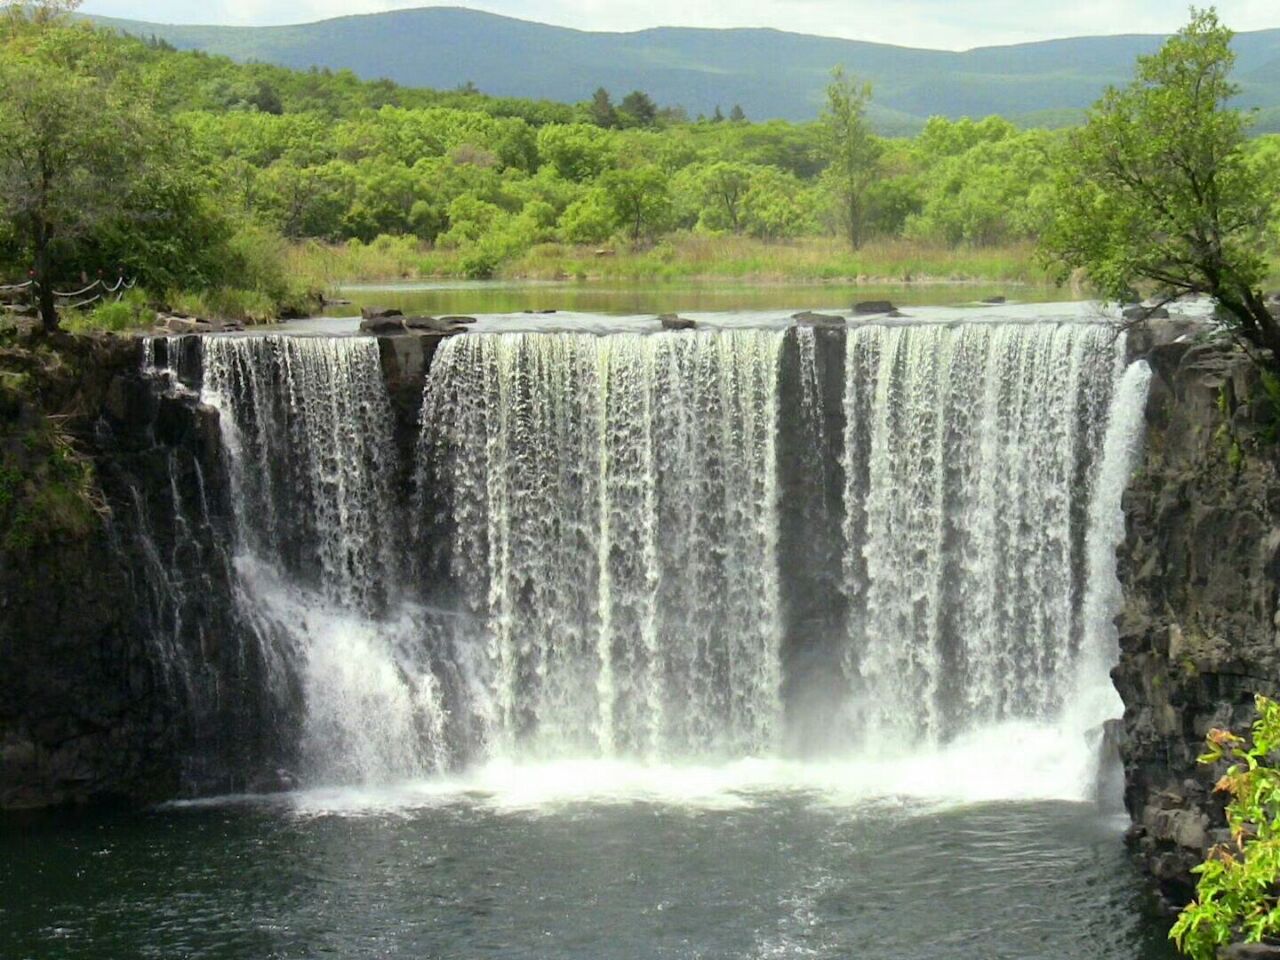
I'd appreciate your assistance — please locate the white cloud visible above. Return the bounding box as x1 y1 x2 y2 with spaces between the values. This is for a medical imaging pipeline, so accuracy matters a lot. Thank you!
81 0 1280 49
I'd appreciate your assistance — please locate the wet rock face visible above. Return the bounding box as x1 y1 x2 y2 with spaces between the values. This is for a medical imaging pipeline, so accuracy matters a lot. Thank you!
1115 336 1280 911
0 334 295 808
0 335 175 807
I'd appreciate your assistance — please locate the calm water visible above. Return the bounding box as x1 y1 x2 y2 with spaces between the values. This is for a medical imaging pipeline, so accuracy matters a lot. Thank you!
323 279 1059 318
1 776 1176 960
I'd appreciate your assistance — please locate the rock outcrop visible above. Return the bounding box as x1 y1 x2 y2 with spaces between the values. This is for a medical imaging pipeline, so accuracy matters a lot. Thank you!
1115 332 1280 911
852 300 894 315
0 332 296 807
792 311 845 327
658 314 696 330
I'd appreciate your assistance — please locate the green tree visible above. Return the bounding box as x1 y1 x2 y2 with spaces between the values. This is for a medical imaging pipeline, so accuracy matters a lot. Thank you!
729 104 747 123
619 90 658 128
600 165 672 243
536 123 615 181
0 15 167 329
1041 9 1280 362
695 161 754 233
588 87 618 129
1171 695 1280 958
558 188 614 244
820 66 882 249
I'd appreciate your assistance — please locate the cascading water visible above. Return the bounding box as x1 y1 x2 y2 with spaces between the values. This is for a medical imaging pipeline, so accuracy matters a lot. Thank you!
421 330 785 761
1076 358 1154 732
141 312 1151 796
198 335 450 784
838 321 1126 746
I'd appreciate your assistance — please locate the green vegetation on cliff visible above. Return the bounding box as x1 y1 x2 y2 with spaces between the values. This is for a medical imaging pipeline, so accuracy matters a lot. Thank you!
1172 695 1280 957
1042 9 1280 368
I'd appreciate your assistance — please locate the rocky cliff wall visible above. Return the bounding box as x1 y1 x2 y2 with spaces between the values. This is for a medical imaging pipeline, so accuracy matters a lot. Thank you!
0 333 296 807
1116 331 1280 910
0 329 458 809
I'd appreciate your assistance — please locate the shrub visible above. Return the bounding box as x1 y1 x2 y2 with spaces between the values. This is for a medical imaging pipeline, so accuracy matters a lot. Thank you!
1171 694 1280 958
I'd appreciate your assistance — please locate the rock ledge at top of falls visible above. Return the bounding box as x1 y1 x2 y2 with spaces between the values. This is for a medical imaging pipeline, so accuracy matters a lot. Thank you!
792 311 845 327
852 300 895 315
358 315 473 335
1115 327 1280 912
658 314 697 330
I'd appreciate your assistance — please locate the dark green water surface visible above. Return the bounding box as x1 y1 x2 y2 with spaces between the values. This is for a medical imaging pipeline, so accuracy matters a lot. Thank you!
1 793 1176 960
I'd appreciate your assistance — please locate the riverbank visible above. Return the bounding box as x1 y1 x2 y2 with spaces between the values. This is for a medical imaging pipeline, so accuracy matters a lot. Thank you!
286 235 1056 288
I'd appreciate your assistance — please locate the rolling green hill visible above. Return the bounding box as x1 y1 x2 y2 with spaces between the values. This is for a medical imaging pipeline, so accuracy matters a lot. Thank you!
89 7 1280 131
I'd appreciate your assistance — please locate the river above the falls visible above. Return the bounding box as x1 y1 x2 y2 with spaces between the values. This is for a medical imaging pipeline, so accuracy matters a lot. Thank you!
2 770 1176 960
318 278 1059 319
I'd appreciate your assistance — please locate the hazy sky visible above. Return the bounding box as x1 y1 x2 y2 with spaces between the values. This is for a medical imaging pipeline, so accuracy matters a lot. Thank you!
80 1 1280 50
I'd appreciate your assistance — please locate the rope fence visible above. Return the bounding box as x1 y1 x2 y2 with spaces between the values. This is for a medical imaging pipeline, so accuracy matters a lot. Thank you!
0 275 136 313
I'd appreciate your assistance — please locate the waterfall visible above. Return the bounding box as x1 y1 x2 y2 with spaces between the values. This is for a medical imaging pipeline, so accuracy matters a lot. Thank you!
839 321 1124 747
421 330 785 761
1076 359 1154 730
202 336 401 611
133 313 1151 795
198 335 450 784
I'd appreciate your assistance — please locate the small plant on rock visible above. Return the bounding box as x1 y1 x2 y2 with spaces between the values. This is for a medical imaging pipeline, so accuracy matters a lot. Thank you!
1172 694 1280 958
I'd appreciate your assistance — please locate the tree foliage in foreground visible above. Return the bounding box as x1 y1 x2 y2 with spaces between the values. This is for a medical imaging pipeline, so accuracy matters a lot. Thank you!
1042 8 1280 364
0 11 221 330
1172 695 1280 959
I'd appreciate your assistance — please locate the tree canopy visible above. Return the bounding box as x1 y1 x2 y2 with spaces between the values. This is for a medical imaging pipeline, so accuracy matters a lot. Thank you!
1042 8 1280 362
820 67 882 249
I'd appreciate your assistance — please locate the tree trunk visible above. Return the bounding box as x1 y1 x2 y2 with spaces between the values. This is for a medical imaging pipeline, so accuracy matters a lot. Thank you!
1218 287 1280 370
33 222 58 334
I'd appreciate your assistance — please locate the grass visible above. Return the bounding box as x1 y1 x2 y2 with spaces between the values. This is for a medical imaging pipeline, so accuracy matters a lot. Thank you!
285 235 463 287
510 235 1050 284
286 233 1054 289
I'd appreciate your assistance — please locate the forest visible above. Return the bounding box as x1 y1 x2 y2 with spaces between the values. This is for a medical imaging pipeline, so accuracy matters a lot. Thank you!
3 4 1280 327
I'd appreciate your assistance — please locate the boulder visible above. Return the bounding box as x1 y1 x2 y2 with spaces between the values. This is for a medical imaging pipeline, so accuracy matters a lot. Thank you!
1221 945 1280 960
1122 316 1211 362
792 311 845 327
853 300 894 315
358 316 406 334
162 315 215 334
981 295 1006 304
1122 304 1171 321
438 315 478 325
360 306 403 320
522 309 558 314
658 314 697 331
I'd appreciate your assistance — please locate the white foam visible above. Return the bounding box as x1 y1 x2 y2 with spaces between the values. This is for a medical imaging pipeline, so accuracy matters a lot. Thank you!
221 717 1101 818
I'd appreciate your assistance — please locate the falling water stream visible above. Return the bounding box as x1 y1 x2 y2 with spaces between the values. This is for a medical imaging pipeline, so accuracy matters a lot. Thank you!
1 308 1174 960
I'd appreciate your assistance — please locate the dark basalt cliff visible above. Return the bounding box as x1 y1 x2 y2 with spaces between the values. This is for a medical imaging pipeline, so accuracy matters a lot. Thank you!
1115 332 1280 910
0 333 290 807
0 330 458 808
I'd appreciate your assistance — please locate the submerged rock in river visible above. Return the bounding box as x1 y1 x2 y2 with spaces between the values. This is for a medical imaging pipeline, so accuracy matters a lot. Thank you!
792 311 844 327
852 300 894 315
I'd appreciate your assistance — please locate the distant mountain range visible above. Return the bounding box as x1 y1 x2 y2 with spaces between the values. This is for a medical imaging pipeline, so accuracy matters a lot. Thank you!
89 7 1280 132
